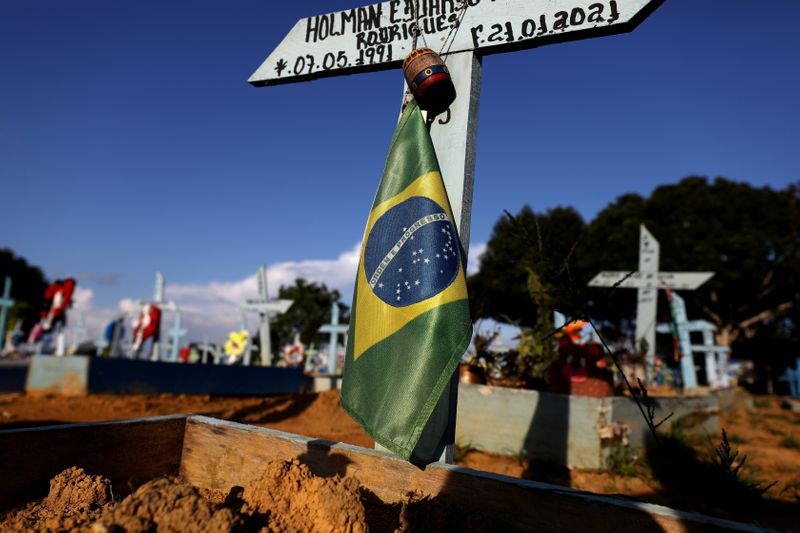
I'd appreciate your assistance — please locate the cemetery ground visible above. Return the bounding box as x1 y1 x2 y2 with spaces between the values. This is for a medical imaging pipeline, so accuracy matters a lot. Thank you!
1 389 798 530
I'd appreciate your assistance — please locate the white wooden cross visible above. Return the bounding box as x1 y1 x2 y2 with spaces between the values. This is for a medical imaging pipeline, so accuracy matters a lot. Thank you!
238 265 293 366
137 272 177 361
589 225 714 383
318 302 349 374
0 276 15 351
167 310 188 362
251 0 665 459
199 335 213 364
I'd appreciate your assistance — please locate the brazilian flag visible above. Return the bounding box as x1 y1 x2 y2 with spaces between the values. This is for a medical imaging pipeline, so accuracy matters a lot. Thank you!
340 100 472 465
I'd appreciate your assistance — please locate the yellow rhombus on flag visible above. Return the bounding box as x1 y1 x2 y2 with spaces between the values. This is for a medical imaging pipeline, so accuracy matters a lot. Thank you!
340 100 472 465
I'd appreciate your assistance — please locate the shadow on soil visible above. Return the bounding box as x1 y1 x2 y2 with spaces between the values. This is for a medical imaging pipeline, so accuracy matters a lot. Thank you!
212 393 317 425
643 432 800 530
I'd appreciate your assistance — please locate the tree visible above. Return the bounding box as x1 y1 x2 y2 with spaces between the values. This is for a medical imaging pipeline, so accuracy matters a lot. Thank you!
468 205 587 328
471 177 800 356
269 278 349 351
0 248 48 334
581 177 799 347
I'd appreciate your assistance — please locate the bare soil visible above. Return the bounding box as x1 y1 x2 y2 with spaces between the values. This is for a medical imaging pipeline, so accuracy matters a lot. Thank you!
1 389 798 529
1 461 492 532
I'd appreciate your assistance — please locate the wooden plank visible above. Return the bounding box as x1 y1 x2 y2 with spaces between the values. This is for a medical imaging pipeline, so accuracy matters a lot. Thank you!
180 416 760 532
0 415 187 509
249 0 665 86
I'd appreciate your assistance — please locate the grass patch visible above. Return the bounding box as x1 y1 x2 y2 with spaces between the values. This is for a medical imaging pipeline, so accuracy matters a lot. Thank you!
753 399 771 409
780 436 800 450
452 440 478 462
646 428 777 518
606 445 640 477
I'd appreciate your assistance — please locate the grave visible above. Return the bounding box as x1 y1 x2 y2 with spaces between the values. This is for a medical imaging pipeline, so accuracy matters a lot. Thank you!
455 382 719 470
23 355 307 396
0 415 764 532
0 276 15 351
253 0 668 461
238 265 293 366
198 336 216 364
656 294 731 389
778 357 800 399
688 319 731 388
165 310 188 362
588 225 714 388
317 302 348 375
35 278 76 357
131 272 177 361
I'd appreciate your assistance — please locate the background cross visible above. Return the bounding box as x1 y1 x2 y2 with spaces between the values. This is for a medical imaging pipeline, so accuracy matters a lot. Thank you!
318 302 349 375
238 265 293 366
0 276 15 350
250 0 665 461
136 271 178 361
588 225 714 382
167 311 188 362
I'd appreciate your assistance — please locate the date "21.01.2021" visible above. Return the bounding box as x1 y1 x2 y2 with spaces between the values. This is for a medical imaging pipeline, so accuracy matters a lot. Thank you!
469 1 621 48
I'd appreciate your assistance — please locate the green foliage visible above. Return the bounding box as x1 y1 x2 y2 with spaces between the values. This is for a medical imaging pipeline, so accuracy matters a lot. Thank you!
452 440 477 463
470 208 584 381
468 206 587 328
469 177 800 358
0 248 48 334
646 428 777 517
269 278 348 352
606 445 640 477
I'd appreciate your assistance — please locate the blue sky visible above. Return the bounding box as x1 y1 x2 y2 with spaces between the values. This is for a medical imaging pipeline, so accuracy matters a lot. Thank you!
1 0 798 342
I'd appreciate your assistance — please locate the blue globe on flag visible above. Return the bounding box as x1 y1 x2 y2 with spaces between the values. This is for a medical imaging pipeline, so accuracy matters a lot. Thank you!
364 196 460 307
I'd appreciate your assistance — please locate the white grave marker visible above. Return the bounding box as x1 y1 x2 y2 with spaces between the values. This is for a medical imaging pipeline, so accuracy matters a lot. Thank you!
318 302 349 374
0 277 15 351
167 311 188 362
251 0 664 460
136 272 177 361
589 225 714 383
239 265 294 366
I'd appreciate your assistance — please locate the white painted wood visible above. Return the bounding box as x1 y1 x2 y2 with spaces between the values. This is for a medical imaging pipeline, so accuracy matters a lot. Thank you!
636 224 659 377
249 0 663 86
587 225 715 384
587 271 715 290
250 0 664 462
238 265 293 366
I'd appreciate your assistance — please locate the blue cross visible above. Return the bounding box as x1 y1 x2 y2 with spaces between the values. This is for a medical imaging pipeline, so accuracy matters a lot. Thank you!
318 302 348 374
167 311 188 362
0 277 15 351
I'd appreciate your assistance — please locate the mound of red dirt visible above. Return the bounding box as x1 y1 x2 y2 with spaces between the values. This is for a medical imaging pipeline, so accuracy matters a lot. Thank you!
1 461 492 532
